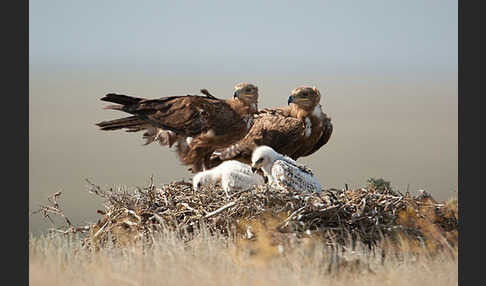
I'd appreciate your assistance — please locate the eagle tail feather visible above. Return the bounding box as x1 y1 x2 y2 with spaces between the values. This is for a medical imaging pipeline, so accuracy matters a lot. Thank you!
96 116 146 131
100 93 144 106
103 104 124 111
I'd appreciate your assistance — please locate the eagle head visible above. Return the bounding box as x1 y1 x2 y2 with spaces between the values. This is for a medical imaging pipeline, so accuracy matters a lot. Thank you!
233 82 259 103
288 86 321 109
251 145 277 172
192 172 206 191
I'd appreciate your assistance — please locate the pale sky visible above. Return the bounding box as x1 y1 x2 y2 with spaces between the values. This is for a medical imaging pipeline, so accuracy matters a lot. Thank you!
30 0 457 77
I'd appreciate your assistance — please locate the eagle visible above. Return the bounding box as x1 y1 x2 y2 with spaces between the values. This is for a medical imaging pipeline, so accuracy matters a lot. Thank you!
209 86 332 166
192 160 265 198
95 83 259 172
251 145 322 193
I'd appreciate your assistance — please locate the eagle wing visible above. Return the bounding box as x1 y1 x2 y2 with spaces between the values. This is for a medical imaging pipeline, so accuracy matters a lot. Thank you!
97 92 257 173
294 163 315 176
299 112 333 157
271 160 322 193
221 163 265 192
97 93 232 137
211 108 305 164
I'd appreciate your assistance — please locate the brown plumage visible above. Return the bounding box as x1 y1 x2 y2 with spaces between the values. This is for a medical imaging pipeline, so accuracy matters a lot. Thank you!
96 83 259 173
209 86 332 167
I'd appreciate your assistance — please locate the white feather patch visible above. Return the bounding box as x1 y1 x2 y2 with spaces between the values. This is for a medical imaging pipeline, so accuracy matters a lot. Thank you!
186 137 193 146
312 105 324 119
304 117 312 137
193 160 264 197
271 160 322 193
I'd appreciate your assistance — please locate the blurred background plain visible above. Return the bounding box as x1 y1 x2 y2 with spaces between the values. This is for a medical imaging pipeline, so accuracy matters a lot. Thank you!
29 0 457 235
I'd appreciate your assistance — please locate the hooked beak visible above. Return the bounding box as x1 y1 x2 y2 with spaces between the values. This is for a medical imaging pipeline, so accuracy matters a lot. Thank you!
251 167 258 173
287 95 294 105
233 90 239 99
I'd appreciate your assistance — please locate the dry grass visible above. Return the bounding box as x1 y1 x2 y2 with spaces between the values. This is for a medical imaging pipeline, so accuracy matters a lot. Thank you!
29 227 457 286
30 178 458 285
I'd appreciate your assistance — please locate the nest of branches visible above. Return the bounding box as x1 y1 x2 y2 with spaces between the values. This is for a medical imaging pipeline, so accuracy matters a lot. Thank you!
34 177 458 252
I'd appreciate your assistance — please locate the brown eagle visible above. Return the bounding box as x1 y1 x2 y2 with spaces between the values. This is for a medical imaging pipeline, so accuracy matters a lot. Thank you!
96 83 259 172
209 86 332 166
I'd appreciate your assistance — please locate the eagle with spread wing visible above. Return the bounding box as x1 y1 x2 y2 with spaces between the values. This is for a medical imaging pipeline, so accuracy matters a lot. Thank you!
209 86 332 166
96 83 259 172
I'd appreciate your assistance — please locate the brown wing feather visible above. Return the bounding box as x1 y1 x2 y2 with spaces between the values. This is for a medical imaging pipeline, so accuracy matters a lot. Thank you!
98 94 231 137
97 92 256 173
211 108 305 164
300 115 333 157
200 89 219 100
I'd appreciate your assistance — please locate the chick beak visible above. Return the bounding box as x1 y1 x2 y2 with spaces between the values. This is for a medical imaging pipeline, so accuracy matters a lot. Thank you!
287 95 294 105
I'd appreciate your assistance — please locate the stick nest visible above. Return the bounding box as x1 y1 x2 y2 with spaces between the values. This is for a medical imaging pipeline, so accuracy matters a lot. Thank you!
35 177 458 252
